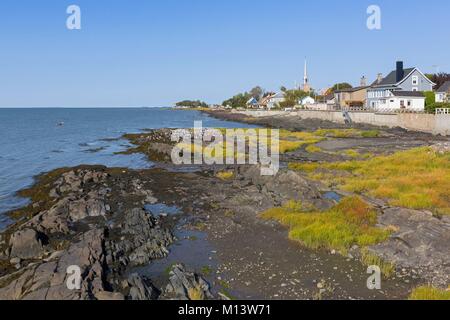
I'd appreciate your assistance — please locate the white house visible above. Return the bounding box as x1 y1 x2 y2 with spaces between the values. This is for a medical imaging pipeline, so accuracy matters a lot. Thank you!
266 92 285 110
246 97 259 108
367 61 435 110
435 81 450 103
300 96 315 105
376 91 426 111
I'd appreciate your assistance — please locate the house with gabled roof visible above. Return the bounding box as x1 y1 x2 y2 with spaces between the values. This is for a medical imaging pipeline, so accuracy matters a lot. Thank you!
246 97 259 109
367 61 435 111
435 81 450 103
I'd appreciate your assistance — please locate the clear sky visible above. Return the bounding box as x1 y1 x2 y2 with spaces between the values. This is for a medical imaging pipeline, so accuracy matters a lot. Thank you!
0 0 449 107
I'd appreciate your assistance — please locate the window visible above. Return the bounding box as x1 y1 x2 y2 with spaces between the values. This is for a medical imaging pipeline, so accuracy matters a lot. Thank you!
412 76 419 86
407 100 412 107
400 100 405 108
412 87 418 92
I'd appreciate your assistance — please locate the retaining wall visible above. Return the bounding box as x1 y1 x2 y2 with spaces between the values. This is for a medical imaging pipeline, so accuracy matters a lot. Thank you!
234 110 450 136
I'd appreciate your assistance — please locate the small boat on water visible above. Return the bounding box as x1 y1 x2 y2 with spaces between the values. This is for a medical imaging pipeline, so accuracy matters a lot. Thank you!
57 122 65 127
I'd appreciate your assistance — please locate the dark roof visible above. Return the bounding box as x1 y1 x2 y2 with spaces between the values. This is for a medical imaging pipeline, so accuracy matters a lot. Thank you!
436 81 450 93
391 91 424 97
335 86 369 93
375 68 415 86
325 93 335 100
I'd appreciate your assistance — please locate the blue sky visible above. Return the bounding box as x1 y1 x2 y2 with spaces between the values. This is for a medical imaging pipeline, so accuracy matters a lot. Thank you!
0 0 449 107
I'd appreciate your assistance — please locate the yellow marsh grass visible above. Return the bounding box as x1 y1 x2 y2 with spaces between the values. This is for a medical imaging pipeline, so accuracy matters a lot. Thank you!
216 171 234 180
261 197 391 253
409 286 450 300
183 128 325 156
188 287 205 300
305 145 322 154
315 129 380 138
178 128 380 159
290 147 450 215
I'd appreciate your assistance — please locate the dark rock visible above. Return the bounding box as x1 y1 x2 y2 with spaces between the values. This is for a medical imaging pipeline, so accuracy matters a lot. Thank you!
164 264 213 300
127 273 156 300
370 207 450 287
9 229 45 260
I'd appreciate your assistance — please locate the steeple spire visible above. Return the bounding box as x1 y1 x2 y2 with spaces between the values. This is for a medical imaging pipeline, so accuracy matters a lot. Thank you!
304 59 308 85
303 58 310 93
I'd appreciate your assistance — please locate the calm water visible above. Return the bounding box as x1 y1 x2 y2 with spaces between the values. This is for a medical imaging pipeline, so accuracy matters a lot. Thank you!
0 108 252 229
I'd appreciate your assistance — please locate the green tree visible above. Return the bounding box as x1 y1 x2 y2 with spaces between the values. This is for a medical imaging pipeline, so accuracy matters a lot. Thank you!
423 91 435 106
249 86 265 100
175 100 208 108
326 83 353 95
278 89 309 109
426 73 450 89
222 92 252 109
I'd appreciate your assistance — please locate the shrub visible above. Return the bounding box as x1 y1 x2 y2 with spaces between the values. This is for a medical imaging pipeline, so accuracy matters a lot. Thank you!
423 91 435 107
425 102 450 114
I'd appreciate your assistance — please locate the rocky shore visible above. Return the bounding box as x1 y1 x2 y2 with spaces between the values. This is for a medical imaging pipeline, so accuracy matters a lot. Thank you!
0 167 213 300
0 110 449 300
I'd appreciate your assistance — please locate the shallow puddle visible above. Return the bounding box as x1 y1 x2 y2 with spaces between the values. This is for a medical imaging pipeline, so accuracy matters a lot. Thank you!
144 203 181 217
323 191 342 202
134 227 219 292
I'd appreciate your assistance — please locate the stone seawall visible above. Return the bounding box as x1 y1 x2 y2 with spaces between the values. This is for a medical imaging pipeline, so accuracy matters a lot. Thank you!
235 110 450 136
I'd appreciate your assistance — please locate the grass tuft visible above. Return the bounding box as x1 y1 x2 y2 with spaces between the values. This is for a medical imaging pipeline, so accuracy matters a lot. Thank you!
409 286 450 300
360 248 395 278
306 145 322 153
261 197 391 253
216 171 235 180
188 287 205 300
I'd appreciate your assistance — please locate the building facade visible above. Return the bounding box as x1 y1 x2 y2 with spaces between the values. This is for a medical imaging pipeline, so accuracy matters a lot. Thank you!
436 81 450 103
367 61 435 111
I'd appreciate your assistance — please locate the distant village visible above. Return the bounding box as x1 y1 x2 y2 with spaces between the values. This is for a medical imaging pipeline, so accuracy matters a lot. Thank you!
176 60 450 115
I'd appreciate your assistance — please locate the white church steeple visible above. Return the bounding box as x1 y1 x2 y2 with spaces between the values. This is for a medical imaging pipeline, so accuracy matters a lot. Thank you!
303 58 311 93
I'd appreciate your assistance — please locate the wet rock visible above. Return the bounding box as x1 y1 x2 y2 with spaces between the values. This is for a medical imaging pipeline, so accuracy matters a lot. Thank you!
9 229 45 260
127 273 156 300
370 207 450 287
26 199 71 234
431 142 450 154
68 198 108 222
0 229 108 300
95 291 125 301
120 208 173 265
164 264 213 300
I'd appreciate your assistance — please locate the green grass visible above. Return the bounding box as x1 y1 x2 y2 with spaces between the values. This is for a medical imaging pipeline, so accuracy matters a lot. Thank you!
260 197 391 254
314 129 380 139
290 147 450 215
343 149 360 158
409 286 450 300
305 145 322 153
201 265 213 276
360 248 395 278
216 171 235 180
188 286 205 300
361 130 381 138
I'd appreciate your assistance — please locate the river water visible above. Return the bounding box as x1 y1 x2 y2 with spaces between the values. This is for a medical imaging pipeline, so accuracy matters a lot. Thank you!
0 108 254 230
